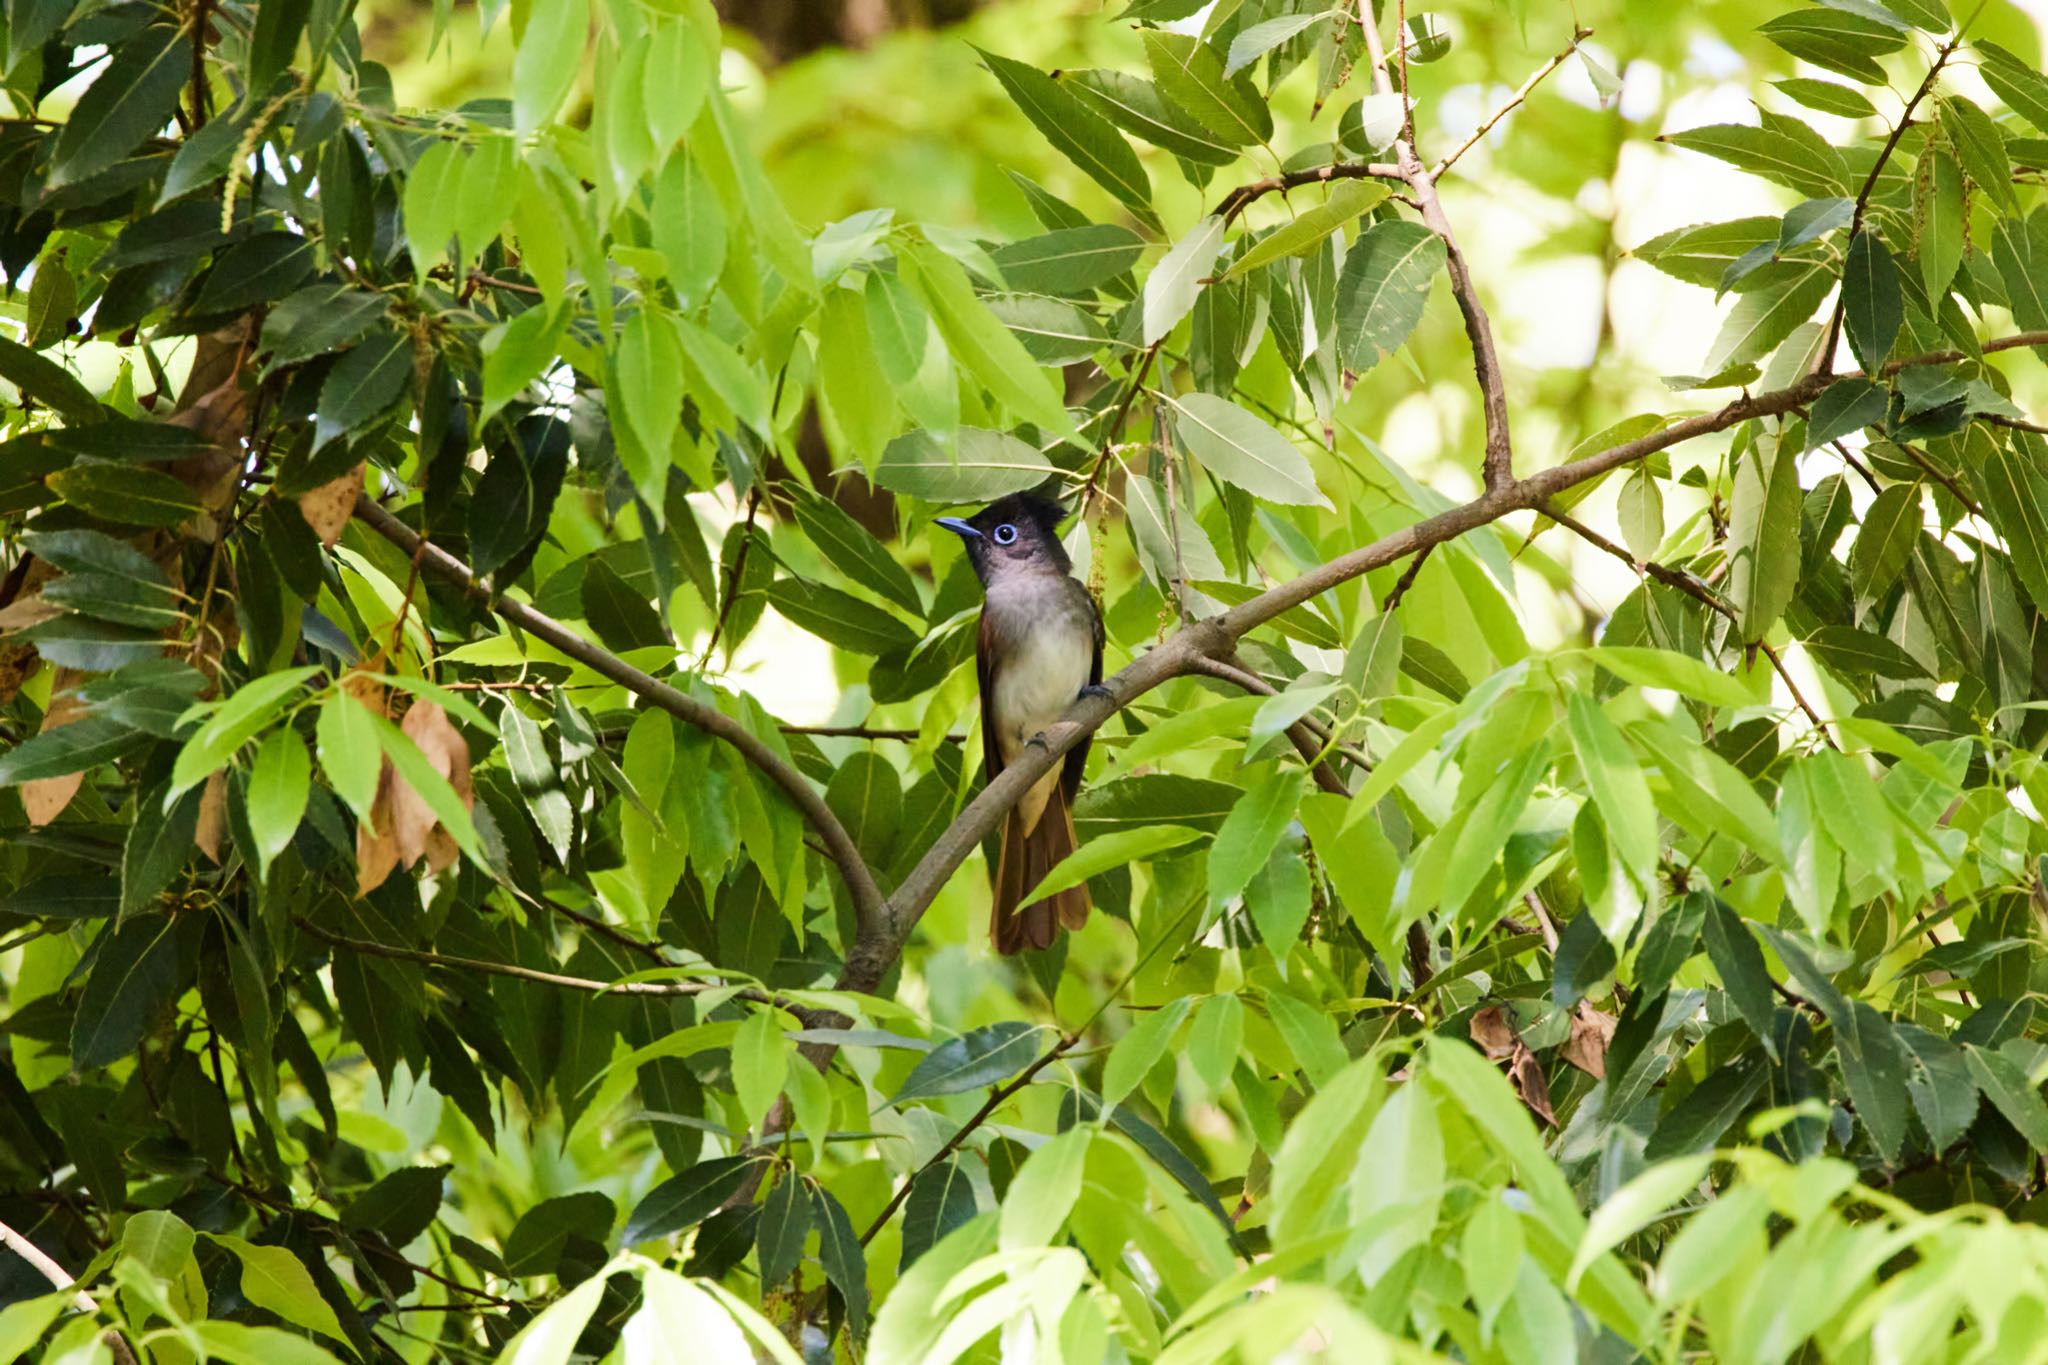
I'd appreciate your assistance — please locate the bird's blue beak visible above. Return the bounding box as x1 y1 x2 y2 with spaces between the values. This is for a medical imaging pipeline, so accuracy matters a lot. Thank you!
934 517 982 540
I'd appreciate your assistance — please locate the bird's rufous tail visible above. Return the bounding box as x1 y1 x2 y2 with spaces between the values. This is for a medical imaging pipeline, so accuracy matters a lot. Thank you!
991 783 1088 955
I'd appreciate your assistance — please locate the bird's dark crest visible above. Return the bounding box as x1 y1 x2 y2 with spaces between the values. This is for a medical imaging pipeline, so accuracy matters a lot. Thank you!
965 491 1070 539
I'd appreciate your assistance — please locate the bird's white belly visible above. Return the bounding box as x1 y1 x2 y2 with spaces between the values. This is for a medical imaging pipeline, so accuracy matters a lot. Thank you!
992 622 1092 763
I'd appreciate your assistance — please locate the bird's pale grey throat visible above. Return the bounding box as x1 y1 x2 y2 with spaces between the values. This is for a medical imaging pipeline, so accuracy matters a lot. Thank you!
936 492 1105 955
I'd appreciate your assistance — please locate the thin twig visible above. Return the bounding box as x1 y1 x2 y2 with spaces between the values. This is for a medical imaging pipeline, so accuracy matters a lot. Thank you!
1077 342 1162 519
1381 543 1433 610
784 725 963 743
1541 501 1837 743
1359 1 1515 489
1184 654 1352 795
1215 160 1405 224
1430 28 1592 178
1814 16 1976 375
858 1033 1079 1245
699 489 761 668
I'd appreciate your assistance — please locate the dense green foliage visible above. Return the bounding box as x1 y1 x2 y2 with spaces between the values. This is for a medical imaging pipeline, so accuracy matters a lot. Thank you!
6 0 2048 1359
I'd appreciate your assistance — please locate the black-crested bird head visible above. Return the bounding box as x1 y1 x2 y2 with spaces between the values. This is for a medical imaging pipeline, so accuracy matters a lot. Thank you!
934 492 1073 585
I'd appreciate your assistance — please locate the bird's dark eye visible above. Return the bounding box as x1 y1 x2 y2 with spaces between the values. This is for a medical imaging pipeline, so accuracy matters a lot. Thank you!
992 523 1018 545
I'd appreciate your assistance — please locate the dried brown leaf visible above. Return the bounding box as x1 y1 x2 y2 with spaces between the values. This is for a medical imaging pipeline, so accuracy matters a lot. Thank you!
1509 1046 1556 1127
1468 1005 1516 1061
356 761 401 897
21 681 86 827
0 640 40 703
298 463 364 548
194 769 228 863
1561 1005 1617 1079
0 593 61 631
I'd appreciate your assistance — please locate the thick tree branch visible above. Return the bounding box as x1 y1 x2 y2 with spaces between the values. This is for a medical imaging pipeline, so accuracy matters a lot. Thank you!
1359 2 1515 490
350 495 889 929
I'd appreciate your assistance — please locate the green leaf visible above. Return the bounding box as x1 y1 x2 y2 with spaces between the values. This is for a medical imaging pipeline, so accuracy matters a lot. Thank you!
623 1157 763 1245
20 529 168 584
1186 992 1243 1097
1992 214 2048 337
246 726 311 879
1725 427 1803 637
809 1185 869 1337
581 557 667 651
1632 217 1781 290
1143 215 1225 345
262 286 393 369
482 303 565 418
815 285 898 462
514 0 590 135
195 234 316 314
1803 624 1929 679
1225 12 1328 76
1102 997 1192 1108
899 239 1077 440
1897 1023 1978 1151
47 465 198 527
1643 1058 1768 1160
755 1171 810 1288
1566 693 1657 892
246 0 310 96
765 580 919 656
1969 443 2048 615
316 692 382 823
1964 1044 2048 1150
898 1161 979 1272
48 419 215 464
1772 78 1877 119
675 316 770 437
0 713 153 785
203 1236 345 1344
1568 1154 1711 1289
1944 96 2016 213
992 224 1146 294
1142 30 1272 146
1263 988 1348 1088
998 1125 1090 1250
1977 41 2048 138
976 47 1158 228
71 913 179 1069
0 875 118 919
1919 147 1964 302
651 148 727 307
1207 768 1307 910
1758 9 1904 83
1022 824 1201 909
169 668 320 802
1850 482 1920 599
1806 377 1888 448
1168 392 1329 507
339 1166 450 1248
892 1021 1042 1103
1223 181 1392 283
497 1270 611 1365
314 331 413 450
1700 896 1779 1058
499 700 572 863
1664 124 1846 199
1838 1001 1910 1162
48 26 190 189
731 1007 789 1131
1062 69 1236 166
875 428 1052 502
1705 262 1832 372
1335 220 1447 372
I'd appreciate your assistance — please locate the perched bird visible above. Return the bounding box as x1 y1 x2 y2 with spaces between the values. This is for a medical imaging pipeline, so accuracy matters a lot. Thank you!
935 493 1105 954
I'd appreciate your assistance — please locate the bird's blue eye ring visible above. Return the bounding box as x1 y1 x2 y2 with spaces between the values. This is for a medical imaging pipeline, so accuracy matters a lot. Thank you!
992 523 1018 545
